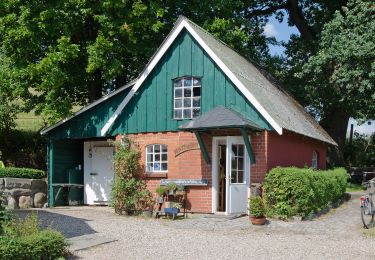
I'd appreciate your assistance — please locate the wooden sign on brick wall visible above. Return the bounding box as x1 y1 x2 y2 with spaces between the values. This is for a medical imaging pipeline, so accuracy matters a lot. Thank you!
174 142 200 157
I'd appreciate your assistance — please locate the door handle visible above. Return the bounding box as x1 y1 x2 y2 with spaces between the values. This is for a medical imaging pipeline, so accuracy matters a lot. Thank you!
90 172 98 176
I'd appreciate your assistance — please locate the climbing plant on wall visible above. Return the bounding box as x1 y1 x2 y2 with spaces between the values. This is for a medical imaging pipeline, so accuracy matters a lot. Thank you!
111 136 153 215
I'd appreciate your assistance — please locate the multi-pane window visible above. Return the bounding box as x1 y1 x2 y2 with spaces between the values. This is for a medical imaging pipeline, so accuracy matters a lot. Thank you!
230 144 245 184
312 151 318 169
146 144 168 172
173 77 201 119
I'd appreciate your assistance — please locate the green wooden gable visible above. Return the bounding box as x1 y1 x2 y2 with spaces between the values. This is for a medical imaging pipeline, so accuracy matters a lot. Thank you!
46 29 271 140
108 29 270 135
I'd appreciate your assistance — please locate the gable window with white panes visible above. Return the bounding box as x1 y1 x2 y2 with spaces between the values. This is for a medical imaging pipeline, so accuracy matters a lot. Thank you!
146 144 168 173
173 77 201 119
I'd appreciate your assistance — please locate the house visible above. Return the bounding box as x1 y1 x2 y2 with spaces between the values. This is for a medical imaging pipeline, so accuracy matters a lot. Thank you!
41 16 336 215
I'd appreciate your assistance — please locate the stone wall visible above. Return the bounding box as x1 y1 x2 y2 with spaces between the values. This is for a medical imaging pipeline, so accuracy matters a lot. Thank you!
0 178 47 209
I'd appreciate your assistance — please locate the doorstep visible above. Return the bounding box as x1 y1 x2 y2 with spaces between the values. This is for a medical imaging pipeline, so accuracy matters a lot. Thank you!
192 213 247 220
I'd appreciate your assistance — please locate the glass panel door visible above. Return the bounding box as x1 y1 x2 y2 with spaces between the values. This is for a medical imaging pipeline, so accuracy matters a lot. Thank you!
226 136 249 214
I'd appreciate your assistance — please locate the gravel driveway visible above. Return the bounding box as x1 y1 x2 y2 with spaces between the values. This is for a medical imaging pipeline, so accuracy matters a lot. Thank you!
17 192 375 259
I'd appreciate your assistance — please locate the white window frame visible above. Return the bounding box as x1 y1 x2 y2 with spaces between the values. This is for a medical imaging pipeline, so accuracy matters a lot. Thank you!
312 150 318 169
145 144 168 173
230 144 246 184
173 76 201 119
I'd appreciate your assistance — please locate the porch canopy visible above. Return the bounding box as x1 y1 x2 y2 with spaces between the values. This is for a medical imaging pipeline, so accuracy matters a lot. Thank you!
179 106 262 164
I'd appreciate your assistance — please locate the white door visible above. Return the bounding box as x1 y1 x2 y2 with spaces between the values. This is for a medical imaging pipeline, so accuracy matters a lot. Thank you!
85 147 114 205
226 136 250 214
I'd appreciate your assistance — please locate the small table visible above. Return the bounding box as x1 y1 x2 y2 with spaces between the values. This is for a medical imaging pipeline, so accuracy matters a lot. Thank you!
52 183 84 205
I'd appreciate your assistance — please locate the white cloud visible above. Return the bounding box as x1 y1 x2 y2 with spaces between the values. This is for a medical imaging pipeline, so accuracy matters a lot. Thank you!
346 118 375 138
264 23 278 38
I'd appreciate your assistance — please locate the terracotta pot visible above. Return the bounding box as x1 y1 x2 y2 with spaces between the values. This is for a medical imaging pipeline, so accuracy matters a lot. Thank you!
250 216 266 225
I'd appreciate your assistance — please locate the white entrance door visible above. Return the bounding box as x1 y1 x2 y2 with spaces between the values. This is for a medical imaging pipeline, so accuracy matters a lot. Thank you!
226 136 250 214
85 147 114 205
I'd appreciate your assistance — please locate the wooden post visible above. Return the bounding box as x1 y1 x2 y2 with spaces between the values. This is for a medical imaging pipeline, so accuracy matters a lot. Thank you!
48 140 54 207
194 131 210 164
240 128 256 164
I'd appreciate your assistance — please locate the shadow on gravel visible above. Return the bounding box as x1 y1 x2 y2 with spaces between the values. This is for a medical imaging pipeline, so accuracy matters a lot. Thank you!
14 209 97 238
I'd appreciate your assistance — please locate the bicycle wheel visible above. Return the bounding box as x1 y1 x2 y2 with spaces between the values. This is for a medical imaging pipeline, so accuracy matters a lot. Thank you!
361 199 374 229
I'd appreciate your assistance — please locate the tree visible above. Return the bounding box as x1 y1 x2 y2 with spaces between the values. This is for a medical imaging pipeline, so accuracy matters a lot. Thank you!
243 0 373 165
0 53 19 135
298 0 375 164
0 0 272 124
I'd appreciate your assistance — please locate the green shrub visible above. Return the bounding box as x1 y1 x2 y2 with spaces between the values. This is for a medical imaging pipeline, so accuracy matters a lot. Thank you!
0 213 68 259
249 196 266 218
111 136 153 215
0 192 12 235
0 167 46 179
0 129 46 170
4 213 39 237
166 183 177 192
0 229 68 260
155 186 167 196
263 167 348 219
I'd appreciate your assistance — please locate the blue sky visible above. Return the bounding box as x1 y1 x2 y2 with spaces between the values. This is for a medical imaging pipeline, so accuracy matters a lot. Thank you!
264 15 299 56
264 16 375 137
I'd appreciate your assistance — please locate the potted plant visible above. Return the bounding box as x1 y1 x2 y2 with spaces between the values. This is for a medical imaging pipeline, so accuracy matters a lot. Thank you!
167 183 177 195
155 186 166 204
176 185 186 195
249 196 266 225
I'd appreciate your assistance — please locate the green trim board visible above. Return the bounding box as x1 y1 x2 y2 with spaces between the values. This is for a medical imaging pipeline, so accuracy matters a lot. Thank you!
240 128 256 164
48 140 54 206
194 131 210 164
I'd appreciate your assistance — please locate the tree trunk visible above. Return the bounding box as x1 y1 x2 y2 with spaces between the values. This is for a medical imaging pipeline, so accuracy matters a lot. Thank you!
88 70 102 102
286 0 316 41
320 108 350 167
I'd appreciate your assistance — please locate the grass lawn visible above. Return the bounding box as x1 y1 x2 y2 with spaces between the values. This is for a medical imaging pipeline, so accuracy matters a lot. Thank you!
363 228 375 237
346 182 364 192
15 111 45 132
15 105 82 132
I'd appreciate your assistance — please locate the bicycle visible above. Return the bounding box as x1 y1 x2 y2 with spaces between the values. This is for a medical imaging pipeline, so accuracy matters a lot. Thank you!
360 179 375 229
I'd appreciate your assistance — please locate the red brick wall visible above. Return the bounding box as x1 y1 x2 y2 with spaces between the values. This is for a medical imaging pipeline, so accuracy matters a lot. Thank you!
267 130 327 171
118 132 213 213
116 129 328 213
250 132 268 183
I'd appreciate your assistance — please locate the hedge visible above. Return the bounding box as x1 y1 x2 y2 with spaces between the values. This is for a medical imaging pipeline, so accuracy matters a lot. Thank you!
0 229 68 260
263 167 348 219
0 167 46 179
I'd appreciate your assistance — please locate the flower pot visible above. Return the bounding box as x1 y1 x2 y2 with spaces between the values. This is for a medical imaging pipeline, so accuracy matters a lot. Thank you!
250 216 266 225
